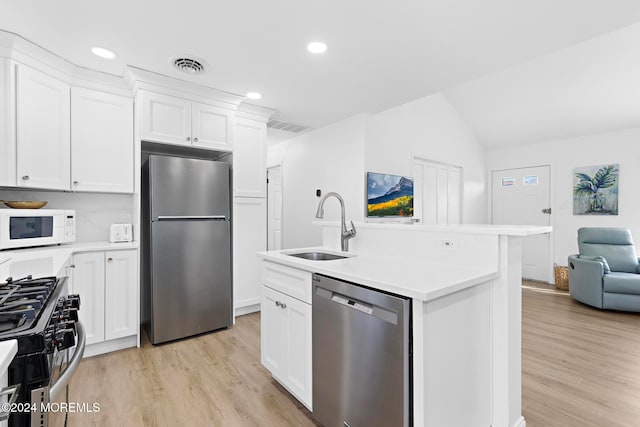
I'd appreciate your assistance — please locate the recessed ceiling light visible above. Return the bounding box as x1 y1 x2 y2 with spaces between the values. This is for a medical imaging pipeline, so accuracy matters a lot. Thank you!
246 92 262 100
91 47 116 59
307 42 327 54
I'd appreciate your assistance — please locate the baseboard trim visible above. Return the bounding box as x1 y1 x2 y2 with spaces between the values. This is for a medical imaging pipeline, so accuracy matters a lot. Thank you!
512 416 526 427
235 303 261 317
84 335 137 358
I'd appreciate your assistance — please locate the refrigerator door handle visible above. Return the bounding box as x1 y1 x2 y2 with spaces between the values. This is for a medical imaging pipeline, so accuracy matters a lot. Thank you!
156 215 228 221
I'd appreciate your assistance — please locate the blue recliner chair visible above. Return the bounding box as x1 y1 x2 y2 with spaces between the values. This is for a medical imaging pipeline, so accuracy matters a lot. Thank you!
568 227 640 312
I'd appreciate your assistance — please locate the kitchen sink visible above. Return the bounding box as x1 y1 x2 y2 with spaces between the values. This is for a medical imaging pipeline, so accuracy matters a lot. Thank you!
286 252 348 261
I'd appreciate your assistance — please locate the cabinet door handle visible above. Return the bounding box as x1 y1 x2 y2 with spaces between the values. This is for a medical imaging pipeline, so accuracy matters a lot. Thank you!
193 137 199 143
22 175 29 181
73 181 79 186
107 257 113 262
275 301 281 307
186 136 191 142
69 265 76 269
280 303 287 309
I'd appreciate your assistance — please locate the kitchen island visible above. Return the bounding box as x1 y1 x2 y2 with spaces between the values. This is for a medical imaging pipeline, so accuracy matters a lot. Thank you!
258 222 551 427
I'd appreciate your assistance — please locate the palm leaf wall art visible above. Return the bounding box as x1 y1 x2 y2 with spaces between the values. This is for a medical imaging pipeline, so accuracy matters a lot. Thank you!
573 164 619 215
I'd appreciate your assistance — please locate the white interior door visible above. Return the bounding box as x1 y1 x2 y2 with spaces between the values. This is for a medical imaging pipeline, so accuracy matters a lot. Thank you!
267 165 283 250
412 158 462 225
491 165 551 282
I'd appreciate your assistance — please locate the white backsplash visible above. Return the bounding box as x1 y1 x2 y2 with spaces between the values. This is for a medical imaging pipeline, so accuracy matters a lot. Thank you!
318 221 500 269
0 189 134 242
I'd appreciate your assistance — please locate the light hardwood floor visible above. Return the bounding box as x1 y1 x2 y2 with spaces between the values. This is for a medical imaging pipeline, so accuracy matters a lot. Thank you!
68 315 318 427
67 285 640 426
522 282 640 427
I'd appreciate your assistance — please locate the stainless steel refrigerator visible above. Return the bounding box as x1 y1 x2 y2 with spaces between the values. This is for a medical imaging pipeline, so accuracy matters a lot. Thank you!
142 154 232 344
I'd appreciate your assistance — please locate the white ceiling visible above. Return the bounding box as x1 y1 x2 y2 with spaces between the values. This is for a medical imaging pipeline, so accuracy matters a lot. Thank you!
2 1 640 145
444 23 640 149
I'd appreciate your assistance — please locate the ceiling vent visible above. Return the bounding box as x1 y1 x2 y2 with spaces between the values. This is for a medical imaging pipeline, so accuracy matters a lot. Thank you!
267 120 309 133
172 56 208 74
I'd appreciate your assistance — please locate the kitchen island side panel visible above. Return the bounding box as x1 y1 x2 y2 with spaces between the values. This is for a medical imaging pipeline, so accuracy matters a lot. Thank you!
413 281 491 426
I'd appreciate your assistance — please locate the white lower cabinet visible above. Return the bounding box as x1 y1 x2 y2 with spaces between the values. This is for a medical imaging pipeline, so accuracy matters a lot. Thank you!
72 252 105 345
261 263 312 410
71 249 137 353
104 250 138 340
233 197 266 312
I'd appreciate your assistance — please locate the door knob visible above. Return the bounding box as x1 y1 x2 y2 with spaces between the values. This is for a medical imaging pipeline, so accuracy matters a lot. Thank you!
194 137 199 142
186 136 191 142
22 175 29 181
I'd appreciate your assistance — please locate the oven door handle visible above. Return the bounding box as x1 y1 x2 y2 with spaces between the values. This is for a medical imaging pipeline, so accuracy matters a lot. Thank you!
0 383 21 421
49 321 85 401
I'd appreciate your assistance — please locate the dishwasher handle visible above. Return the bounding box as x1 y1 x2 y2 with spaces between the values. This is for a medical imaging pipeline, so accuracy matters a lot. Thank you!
315 286 398 325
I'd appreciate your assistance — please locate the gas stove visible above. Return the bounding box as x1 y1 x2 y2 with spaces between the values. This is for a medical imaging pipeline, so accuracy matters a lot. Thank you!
0 275 84 427
0 276 79 354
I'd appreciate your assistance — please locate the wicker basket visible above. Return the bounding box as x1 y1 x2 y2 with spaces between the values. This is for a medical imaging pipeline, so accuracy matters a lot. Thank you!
554 264 569 291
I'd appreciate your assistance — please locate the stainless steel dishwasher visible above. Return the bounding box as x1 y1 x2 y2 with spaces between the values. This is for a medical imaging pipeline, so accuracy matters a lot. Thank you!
312 273 412 427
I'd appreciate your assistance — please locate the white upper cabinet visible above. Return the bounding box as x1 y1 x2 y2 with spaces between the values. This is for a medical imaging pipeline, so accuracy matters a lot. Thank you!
0 59 15 187
233 117 266 197
191 102 233 151
16 63 70 190
141 91 233 151
71 87 134 193
141 91 191 146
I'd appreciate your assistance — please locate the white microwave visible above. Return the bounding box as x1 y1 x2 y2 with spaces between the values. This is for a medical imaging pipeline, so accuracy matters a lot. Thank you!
0 209 76 250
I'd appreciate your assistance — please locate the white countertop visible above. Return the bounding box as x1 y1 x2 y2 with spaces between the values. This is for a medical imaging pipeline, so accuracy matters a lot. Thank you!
258 247 499 301
0 340 17 375
313 220 552 236
0 241 138 280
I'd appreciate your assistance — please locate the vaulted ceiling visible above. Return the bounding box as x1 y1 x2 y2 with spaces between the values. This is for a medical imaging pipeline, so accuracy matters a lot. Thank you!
2 1 640 146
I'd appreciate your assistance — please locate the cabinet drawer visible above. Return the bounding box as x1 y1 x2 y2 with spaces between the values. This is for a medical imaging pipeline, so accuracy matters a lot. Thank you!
262 262 312 304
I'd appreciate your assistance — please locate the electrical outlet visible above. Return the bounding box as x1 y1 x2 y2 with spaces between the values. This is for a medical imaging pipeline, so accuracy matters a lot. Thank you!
441 240 456 248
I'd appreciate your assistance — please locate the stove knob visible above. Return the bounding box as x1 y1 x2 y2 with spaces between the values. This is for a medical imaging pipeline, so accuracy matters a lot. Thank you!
45 331 55 353
62 308 79 322
54 329 76 351
66 294 81 310
58 321 76 334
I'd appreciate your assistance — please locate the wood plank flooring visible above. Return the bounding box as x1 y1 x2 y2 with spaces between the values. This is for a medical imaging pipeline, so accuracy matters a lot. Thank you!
521 283 640 427
67 285 640 426
68 315 318 427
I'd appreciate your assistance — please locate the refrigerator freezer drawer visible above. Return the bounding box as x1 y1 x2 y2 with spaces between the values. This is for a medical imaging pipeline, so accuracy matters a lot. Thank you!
150 219 232 344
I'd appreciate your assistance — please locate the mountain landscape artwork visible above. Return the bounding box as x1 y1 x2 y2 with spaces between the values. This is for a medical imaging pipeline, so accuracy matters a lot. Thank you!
367 172 414 217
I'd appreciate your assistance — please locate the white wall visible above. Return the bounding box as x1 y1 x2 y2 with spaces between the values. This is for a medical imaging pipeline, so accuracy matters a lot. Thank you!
268 93 489 248
485 127 640 265
0 189 134 242
267 114 366 249
366 93 487 223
